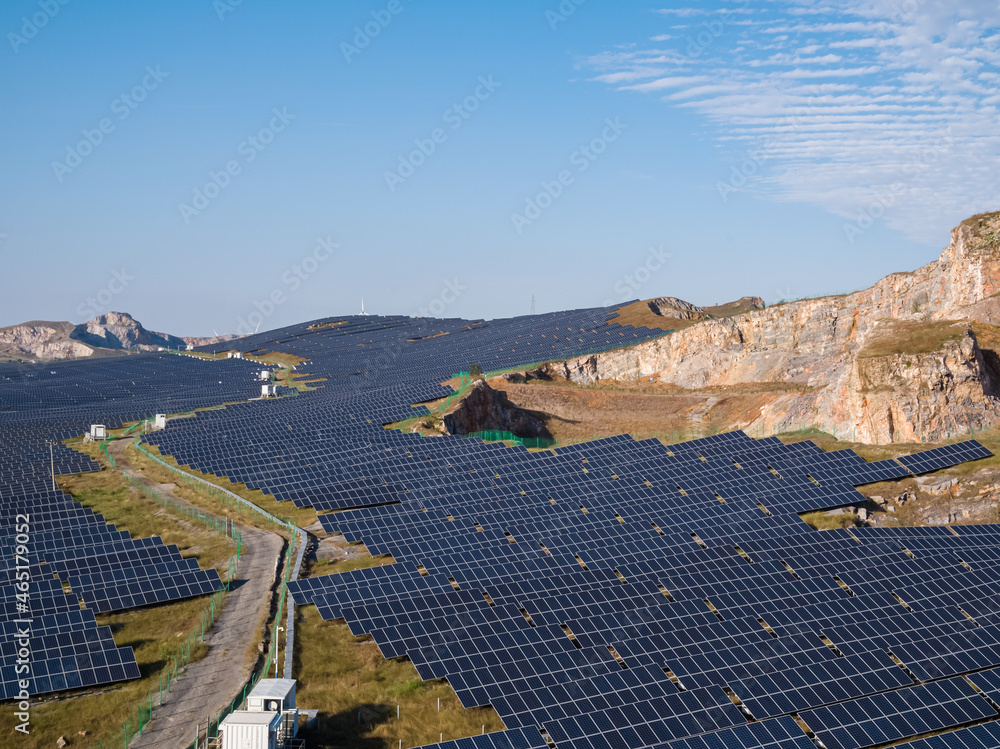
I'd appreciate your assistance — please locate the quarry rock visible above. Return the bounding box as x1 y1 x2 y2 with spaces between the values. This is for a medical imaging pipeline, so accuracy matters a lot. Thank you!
541 213 1000 444
916 476 960 495
443 380 550 439
646 297 710 320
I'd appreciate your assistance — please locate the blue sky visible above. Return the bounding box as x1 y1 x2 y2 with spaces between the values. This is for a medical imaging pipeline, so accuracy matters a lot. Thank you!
1 0 997 335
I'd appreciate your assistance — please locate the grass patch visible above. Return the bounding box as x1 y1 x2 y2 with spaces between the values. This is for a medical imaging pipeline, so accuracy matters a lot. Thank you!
293 605 506 749
857 320 968 359
307 554 395 578
609 297 764 332
776 428 1000 474
798 510 860 531
245 351 319 392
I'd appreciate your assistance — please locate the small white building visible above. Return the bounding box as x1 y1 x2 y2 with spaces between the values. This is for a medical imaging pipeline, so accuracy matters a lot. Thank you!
219 711 281 749
246 679 298 742
259 370 271 382
247 678 296 713
89 425 106 440
261 385 277 398
154 414 167 430
227 351 244 359
186 343 194 351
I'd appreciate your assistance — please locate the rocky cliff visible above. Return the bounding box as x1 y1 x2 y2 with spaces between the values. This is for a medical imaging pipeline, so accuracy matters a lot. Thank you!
538 212 1000 443
848 325 1000 443
72 312 187 351
0 312 239 362
647 297 710 321
0 321 95 360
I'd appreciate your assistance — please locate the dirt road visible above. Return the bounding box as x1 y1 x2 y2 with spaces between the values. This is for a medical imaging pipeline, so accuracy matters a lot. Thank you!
107 439 284 749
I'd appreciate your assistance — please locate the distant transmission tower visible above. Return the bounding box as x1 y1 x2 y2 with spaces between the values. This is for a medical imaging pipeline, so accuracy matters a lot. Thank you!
530 294 536 315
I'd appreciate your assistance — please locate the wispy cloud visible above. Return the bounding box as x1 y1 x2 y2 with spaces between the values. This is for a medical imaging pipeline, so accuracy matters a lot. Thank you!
587 0 1000 242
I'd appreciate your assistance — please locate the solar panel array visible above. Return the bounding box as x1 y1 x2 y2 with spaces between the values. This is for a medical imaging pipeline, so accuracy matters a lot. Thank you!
0 306 663 702
4 304 999 749
0 353 263 700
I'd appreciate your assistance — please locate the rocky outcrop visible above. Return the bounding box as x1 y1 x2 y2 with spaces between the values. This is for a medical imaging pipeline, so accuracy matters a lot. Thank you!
443 381 550 438
0 311 240 361
0 321 94 360
728 296 766 311
647 297 709 320
537 212 1000 443
71 311 186 351
849 325 1000 443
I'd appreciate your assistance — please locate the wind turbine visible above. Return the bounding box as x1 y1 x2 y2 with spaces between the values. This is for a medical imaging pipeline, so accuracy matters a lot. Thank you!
360 298 369 316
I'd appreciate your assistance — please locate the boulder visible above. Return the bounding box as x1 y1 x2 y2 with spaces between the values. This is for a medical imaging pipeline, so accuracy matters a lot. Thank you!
916 476 959 495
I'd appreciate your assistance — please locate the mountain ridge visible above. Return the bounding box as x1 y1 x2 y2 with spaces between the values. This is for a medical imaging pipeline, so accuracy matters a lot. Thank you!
0 311 238 363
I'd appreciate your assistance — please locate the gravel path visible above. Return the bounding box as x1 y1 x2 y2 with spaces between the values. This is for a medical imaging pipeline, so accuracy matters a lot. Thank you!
108 439 284 749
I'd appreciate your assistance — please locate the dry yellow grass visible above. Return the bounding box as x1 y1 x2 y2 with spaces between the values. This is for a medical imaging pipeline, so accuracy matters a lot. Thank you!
857 319 968 359
798 510 860 531
609 297 763 332
58 447 234 577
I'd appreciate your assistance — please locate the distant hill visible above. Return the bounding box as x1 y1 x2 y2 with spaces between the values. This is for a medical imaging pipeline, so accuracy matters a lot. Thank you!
0 312 239 362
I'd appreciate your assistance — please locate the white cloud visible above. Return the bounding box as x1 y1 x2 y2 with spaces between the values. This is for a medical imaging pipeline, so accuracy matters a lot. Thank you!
587 0 1000 241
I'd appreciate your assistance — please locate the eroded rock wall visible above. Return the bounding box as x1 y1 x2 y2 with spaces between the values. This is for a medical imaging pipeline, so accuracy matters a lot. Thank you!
538 214 1000 443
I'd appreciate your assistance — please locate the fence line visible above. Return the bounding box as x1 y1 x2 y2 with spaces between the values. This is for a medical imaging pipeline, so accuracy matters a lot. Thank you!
99 432 306 747
127 441 307 745
96 438 240 747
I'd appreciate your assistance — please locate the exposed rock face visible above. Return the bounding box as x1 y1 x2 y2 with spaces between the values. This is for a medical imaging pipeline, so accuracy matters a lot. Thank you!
539 212 1000 443
71 311 186 351
0 321 94 360
730 296 766 311
0 311 240 361
443 381 550 438
849 326 1000 443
